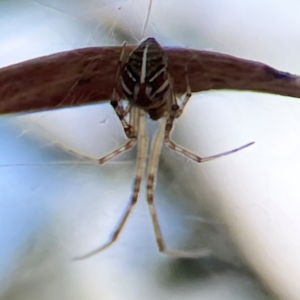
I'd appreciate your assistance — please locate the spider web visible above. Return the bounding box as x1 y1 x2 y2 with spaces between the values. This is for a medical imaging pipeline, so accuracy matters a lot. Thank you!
1 1 300 300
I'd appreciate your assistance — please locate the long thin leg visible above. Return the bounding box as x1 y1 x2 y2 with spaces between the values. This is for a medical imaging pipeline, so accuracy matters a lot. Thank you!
162 76 182 148
98 138 137 164
175 65 192 118
56 106 137 167
165 139 254 163
164 66 191 135
110 42 134 138
54 113 137 165
146 116 211 258
98 105 139 163
53 140 136 165
74 108 147 260
164 70 191 146
164 73 255 163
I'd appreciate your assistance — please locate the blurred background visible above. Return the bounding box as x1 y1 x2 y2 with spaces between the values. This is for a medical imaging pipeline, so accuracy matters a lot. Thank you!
1 0 300 299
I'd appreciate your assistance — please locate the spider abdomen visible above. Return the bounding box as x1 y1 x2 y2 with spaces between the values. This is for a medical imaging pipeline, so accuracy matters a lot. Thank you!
121 38 171 117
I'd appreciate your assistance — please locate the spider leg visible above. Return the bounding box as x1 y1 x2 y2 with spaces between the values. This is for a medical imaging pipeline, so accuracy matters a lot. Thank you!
98 105 140 164
94 44 141 164
74 108 147 260
165 138 254 163
55 104 138 165
175 65 192 118
164 73 254 163
110 42 134 138
146 115 211 258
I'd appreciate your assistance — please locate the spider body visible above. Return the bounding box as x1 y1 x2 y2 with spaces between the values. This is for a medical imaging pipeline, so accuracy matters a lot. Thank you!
75 38 254 260
120 38 171 120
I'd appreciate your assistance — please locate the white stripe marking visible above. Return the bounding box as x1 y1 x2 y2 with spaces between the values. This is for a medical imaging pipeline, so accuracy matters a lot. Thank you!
153 79 169 96
125 67 137 82
140 44 149 84
149 67 165 82
121 80 133 95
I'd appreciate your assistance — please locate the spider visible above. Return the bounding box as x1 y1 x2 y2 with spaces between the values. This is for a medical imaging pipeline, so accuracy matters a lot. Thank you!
75 37 254 259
